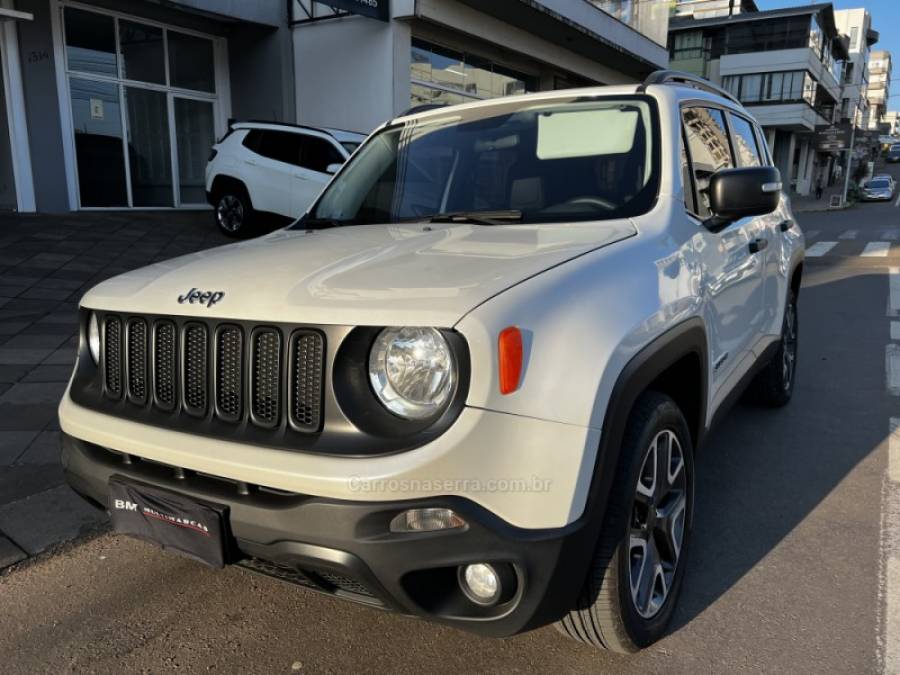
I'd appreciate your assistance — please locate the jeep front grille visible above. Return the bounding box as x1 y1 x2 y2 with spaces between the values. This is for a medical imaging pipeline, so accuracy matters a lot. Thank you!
100 314 324 434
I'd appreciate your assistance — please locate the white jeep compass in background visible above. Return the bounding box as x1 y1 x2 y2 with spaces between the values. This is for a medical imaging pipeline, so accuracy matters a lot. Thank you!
60 71 803 653
205 121 365 237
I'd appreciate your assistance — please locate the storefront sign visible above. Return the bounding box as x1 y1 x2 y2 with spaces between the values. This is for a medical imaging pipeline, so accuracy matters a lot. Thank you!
324 0 389 21
815 123 851 151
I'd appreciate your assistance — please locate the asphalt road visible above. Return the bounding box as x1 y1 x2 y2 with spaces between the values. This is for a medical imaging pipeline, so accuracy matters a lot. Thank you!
2 180 900 674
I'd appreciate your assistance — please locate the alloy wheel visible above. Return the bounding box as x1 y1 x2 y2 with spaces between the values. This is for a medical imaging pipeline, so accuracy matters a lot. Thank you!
628 429 687 619
217 194 244 233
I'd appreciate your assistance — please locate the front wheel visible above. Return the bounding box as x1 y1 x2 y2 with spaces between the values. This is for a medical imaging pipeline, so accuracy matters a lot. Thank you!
556 391 694 652
215 190 254 238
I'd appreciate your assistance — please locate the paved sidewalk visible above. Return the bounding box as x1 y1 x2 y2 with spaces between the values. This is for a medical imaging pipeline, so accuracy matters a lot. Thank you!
0 210 229 570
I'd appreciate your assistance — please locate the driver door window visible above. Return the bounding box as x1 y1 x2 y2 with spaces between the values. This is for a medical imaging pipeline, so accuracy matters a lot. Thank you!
682 107 734 218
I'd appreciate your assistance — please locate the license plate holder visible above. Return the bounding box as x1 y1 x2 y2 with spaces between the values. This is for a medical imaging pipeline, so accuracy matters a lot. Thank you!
108 477 230 569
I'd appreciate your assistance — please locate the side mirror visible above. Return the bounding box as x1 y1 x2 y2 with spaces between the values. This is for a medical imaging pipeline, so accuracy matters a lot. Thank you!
704 166 781 230
325 163 342 175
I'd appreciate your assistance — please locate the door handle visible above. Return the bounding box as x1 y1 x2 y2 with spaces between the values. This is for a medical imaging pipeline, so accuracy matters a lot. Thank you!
749 238 769 254
779 219 794 232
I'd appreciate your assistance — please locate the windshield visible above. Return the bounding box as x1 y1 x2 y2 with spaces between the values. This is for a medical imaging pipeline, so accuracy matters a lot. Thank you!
341 141 361 154
302 96 658 226
867 180 890 189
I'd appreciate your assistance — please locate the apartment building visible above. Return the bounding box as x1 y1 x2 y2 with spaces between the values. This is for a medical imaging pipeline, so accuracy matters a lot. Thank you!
834 8 878 132
668 2 849 195
866 50 891 131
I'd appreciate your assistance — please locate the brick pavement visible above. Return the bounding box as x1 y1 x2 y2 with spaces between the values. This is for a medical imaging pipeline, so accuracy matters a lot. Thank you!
0 210 231 569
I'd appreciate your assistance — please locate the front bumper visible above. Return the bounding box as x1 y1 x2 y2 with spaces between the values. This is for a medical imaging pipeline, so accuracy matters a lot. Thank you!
62 432 597 637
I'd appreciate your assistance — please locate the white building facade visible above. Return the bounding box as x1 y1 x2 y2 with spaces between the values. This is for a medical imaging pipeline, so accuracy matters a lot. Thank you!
669 3 849 196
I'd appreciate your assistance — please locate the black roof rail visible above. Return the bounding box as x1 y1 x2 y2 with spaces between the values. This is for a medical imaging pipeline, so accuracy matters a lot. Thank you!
638 70 741 106
399 103 449 117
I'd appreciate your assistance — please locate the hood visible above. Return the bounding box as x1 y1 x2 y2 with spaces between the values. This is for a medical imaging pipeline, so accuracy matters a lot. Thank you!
81 221 635 326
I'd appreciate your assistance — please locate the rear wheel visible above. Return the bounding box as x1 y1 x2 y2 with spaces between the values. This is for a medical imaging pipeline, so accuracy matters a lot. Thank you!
556 391 694 652
747 288 798 407
214 188 254 238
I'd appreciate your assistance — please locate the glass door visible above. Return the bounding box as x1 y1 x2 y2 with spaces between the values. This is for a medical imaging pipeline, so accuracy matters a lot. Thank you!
125 87 173 206
173 97 215 205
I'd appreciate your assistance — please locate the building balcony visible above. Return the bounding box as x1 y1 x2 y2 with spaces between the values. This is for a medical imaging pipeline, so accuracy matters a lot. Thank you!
719 48 840 104
742 102 829 132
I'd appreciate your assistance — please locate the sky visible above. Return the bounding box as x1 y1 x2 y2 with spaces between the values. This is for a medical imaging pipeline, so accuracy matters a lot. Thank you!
755 0 900 112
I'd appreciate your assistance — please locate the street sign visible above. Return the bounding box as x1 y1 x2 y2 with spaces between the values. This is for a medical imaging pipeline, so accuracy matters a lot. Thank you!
816 123 852 151
321 0 389 21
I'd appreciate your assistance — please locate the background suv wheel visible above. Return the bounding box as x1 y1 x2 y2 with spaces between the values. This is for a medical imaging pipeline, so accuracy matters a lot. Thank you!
215 187 255 238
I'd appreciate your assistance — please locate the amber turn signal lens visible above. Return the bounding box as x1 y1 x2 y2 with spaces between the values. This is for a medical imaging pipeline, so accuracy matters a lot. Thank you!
498 326 523 395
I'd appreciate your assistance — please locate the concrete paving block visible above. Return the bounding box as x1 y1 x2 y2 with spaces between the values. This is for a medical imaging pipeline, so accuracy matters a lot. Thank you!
0 534 26 568
0 485 105 555
16 432 61 466
0 431 39 465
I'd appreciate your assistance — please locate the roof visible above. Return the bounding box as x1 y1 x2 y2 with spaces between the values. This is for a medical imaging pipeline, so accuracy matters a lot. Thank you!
670 3 837 35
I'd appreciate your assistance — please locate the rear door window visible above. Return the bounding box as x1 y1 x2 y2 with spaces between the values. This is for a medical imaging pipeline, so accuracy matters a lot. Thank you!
255 130 302 166
682 107 734 218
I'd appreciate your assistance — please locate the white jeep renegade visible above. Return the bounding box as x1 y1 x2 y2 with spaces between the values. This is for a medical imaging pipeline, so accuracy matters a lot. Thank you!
60 71 803 653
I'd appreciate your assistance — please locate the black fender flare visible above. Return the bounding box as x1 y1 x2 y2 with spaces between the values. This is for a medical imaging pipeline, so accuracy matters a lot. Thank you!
528 317 708 628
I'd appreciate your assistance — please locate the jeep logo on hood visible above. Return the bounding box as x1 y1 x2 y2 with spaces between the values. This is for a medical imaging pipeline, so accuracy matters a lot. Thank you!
177 288 224 308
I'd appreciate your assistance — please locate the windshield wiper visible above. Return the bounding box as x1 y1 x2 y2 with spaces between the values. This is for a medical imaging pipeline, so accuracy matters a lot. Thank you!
294 216 353 230
424 209 523 226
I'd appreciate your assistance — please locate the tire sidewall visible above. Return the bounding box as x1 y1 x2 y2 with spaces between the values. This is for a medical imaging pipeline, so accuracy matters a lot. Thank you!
615 400 695 647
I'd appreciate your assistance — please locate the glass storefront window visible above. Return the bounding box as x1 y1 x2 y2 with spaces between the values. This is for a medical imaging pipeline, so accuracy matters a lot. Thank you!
174 98 215 204
119 20 165 85
168 31 215 93
64 8 117 77
410 39 536 107
125 87 173 207
63 6 220 208
70 78 127 207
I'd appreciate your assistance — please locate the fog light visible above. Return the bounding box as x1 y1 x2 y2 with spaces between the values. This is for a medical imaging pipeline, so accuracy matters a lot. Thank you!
390 508 466 533
461 563 500 605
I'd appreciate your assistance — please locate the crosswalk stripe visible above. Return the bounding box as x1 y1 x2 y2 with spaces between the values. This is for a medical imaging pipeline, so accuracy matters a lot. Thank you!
804 229 820 240
885 230 900 241
806 241 838 257
891 268 900 316
839 229 858 239
862 242 892 258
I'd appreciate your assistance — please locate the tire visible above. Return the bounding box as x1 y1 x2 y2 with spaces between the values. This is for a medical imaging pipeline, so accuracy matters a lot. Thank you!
556 391 694 653
747 288 798 407
214 186 255 238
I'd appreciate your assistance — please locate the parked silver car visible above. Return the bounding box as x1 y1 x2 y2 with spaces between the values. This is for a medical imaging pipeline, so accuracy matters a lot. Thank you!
861 177 895 201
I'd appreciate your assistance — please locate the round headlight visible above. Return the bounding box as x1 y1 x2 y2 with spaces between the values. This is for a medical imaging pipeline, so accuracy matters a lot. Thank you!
368 327 456 420
87 312 101 365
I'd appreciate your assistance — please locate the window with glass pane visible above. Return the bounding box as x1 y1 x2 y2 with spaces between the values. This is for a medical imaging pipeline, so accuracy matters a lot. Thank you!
410 82 476 107
682 107 733 218
298 135 344 173
728 114 762 168
168 31 215 92
741 74 763 103
256 131 301 166
125 87 172 206
119 20 165 85
174 98 215 204
70 78 127 206
64 8 116 76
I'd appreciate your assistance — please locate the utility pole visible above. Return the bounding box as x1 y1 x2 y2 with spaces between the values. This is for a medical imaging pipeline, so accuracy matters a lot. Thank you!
842 122 856 206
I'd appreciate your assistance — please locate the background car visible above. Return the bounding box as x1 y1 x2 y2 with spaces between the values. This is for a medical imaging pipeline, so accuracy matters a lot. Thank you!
861 177 895 201
205 121 365 237
887 143 900 163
